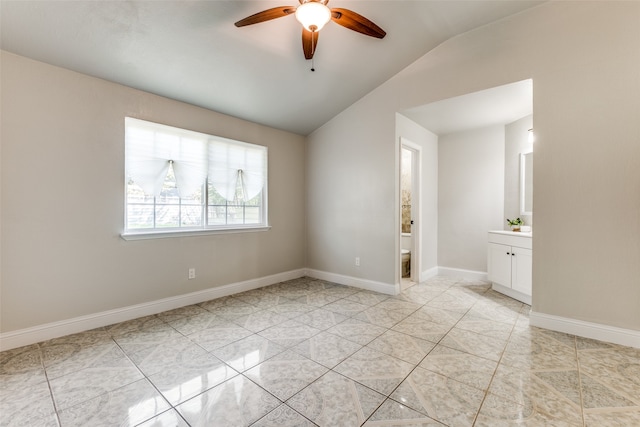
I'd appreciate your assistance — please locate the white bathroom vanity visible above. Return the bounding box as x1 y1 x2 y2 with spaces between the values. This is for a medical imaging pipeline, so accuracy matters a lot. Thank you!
487 230 532 305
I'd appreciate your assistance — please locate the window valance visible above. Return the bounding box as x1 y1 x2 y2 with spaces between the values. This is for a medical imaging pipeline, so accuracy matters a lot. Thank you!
125 118 267 201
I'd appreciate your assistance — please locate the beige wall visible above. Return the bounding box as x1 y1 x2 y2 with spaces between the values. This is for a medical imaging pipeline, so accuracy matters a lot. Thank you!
306 96 397 284
1 52 307 332
307 1 640 330
438 125 505 272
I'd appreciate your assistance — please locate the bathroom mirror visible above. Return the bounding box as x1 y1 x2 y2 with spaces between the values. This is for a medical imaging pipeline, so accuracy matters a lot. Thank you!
520 151 533 215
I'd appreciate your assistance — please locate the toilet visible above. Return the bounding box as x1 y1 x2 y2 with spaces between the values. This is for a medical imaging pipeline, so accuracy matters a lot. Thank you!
401 249 411 278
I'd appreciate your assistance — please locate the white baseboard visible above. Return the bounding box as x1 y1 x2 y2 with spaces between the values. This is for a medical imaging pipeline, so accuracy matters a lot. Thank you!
420 266 439 282
437 266 488 282
530 311 640 349
0 269 306 352
5 266 637 352
306 269 399 296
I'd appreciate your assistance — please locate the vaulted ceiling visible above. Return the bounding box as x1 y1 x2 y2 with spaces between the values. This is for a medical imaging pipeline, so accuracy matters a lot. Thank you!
0 1 543 135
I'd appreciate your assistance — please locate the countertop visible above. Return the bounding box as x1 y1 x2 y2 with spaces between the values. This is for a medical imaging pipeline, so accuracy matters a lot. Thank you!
489 230 532 238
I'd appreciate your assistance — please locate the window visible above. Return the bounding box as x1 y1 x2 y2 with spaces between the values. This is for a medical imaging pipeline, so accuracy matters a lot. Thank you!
124 118 268 236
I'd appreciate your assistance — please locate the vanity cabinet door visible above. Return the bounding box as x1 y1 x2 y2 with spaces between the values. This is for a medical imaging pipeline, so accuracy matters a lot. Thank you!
488 243 512 287
511 247 532 295
488 232 532 304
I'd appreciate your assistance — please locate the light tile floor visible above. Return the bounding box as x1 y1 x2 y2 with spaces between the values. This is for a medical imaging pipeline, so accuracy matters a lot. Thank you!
1 276 639 426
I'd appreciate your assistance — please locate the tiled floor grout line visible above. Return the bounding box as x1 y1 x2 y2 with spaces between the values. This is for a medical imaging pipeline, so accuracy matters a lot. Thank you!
161 309 280 427
111 337 183 427
251 283 433 426
469 300 521 427
38 342 64 427
110 305 298 427
281 292 394 427
176 282 352 426
574 336 587 427
236 283 376 426
427 280 502 427
284 307 416 427
358 278 487 426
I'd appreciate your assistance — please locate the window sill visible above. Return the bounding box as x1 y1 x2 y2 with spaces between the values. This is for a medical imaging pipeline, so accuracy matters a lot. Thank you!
121 226 271 241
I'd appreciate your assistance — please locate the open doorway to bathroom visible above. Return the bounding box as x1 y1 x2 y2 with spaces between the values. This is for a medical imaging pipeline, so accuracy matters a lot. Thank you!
400 138 421 290
399 79 532 287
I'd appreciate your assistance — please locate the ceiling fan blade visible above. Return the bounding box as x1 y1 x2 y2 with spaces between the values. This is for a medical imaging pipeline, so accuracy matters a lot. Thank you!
302 28 319 60
234 7 296 27
330 8 386 39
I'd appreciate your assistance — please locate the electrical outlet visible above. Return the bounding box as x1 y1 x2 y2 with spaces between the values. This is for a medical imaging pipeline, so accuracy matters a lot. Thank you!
188 268 196 279
355 257 360 266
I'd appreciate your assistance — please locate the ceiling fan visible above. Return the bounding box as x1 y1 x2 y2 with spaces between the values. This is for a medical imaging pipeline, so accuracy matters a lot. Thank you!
234 0 386 61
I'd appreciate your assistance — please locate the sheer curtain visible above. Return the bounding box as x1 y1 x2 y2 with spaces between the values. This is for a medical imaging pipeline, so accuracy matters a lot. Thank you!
126 118 208 197
125 117 266 200
208 139 267 202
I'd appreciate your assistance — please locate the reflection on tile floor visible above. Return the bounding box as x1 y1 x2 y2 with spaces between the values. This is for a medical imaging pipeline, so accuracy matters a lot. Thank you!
1 276 639 426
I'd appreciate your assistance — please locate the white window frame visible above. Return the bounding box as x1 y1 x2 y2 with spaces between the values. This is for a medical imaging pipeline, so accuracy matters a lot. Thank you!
121 118 269 240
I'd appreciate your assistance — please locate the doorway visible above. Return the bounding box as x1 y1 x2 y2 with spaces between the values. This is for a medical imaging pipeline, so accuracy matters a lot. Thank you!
400 138 421 289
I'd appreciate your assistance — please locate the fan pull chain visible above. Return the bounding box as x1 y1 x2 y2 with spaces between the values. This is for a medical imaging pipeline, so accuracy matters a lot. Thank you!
311 31 316 72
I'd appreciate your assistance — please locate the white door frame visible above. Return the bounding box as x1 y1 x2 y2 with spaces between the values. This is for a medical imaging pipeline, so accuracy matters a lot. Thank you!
400 137 422 284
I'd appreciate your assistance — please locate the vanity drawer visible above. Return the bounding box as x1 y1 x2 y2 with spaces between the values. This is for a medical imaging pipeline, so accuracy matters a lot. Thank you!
488 232 532 249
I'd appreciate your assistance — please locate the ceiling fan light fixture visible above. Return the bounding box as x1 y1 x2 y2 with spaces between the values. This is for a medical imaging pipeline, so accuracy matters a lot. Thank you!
295 1 331 32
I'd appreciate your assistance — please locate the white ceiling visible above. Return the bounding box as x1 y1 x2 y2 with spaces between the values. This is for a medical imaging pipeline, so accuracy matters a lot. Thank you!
0 1 542 135
402 79 533 135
